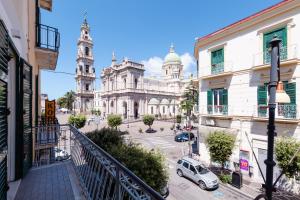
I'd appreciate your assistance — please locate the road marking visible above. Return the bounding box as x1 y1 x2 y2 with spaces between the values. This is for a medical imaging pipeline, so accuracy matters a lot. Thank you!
168 165 174 169
146 138 176 149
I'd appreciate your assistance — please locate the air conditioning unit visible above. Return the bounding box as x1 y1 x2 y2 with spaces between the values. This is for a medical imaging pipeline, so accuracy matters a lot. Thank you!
205 118 215 126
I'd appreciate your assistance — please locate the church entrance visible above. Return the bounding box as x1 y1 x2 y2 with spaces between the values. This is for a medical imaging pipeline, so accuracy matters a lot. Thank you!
134 102 139 119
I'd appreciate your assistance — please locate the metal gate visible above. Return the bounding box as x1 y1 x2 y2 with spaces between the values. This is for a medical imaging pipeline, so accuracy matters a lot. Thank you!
0 20 9 200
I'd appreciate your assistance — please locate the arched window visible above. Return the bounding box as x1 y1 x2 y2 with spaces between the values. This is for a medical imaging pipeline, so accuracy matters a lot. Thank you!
163 106 165 114
134 78 138 89
85 65 89 73
110 101 114 107
85 84 89 91
85 47 89 56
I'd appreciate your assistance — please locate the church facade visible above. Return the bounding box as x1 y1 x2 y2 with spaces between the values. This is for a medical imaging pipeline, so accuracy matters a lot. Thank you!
96 45 193 119
74 18 96 113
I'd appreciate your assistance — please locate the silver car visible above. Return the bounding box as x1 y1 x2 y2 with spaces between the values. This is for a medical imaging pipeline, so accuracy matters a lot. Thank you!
176 156 219 190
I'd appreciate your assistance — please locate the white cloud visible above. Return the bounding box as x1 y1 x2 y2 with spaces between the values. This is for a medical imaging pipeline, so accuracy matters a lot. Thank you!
141 56 163 77
141 53 196 78
180 53 196 76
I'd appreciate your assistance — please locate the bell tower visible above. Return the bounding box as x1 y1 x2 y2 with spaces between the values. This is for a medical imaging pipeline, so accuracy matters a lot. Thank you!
74 16 96 113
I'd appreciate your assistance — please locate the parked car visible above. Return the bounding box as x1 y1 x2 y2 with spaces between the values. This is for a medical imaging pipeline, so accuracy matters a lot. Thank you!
160 184 169 198
54 147 70 161
174 132 195 142
176 156 219 190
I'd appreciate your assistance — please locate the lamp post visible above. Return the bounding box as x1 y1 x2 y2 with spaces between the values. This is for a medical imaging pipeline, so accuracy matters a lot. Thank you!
264 35 290 200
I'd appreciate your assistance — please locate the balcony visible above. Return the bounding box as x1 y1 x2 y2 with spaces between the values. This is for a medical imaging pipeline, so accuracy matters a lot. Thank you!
35 24 60 70
199 105 233 120
252 44 299 70
253 104 299 123
14 125 163 200
199 62 233 80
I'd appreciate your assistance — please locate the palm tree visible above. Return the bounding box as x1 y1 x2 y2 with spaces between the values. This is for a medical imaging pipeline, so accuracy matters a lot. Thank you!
64 90 76 111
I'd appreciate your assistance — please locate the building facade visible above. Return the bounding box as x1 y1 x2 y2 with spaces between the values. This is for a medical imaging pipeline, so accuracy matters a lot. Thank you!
74 18 96 113
97 46 193 119
194 0 300 182
0 0 60 198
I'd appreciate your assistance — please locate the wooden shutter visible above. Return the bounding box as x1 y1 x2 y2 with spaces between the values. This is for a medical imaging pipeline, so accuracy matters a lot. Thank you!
0 19 8 200
207 90 212 113
222 89 228 115
284 82 296 105
263 27 287 63
257 85 267 117
211 48 224 74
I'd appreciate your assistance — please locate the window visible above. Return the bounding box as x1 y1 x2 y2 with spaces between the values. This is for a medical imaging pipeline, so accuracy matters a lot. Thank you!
189 165 196 174
207 88 228 115
263 27 287 64
134 78 138 89
110 101 114 107
163 106 165 114
85 31 88 34
211 48 224 74
173 105 175 113
85 47 89 56
85 84 89 91
257 83 268 117
183 162 189 169
166 70 168 75
124 78 126 89
85 65 89 73
151 106 153 114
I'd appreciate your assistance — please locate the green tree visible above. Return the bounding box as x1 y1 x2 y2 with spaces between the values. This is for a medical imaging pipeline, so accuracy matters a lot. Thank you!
57 96 66 108
180 80 199 116
275 137 300 178
68 114 86 129
107 114 122 129
206 131 235 169
86 128 169 192
64 90 76 111
143 115 155 130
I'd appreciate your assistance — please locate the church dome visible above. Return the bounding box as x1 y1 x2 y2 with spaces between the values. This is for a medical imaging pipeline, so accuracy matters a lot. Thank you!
164 44 181 64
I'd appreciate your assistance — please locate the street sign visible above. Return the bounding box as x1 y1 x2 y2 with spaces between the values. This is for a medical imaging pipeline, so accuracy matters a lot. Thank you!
45 100 55 120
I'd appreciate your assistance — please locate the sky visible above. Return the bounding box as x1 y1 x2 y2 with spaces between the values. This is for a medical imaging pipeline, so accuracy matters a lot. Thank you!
41 0 282 99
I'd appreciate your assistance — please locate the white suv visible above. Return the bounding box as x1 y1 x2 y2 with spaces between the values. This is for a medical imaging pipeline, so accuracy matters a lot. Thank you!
176 156 219 190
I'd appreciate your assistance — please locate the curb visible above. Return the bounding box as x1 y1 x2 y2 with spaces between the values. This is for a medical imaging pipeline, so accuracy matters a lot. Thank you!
219 182 255 200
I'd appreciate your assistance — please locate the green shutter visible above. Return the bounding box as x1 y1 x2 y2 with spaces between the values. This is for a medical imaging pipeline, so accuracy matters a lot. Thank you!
283 82 296 118
263 27 287 63
285 82 296 104
222 89 228 115
207 90 212 113
211 48 224 74
257 84 267 117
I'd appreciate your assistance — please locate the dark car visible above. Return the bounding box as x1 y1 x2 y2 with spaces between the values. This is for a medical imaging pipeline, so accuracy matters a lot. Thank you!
174 132 195 142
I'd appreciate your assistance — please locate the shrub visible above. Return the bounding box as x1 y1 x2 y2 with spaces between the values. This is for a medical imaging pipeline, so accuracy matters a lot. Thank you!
219 173 232 184
206 131 235 169
86 128 124 152
68 114 86 129
143 115 155 130
275 137 300 178
139 128 143 133
154 114 158 118
86 128 169 192
176 115 182 124
160 127 164 132
107 114 122 129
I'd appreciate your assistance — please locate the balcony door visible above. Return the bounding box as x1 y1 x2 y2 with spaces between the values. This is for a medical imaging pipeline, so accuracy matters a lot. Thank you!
207 88 228 115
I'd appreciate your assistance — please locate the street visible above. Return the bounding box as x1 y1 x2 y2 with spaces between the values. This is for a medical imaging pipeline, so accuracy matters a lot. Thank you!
58 113 251 200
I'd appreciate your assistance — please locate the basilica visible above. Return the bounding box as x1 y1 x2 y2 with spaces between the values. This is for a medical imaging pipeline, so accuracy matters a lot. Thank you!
74 18 194 118
94 45 194 119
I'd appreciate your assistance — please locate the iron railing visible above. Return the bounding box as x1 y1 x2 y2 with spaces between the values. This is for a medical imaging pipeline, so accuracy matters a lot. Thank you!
33 124 164 200
36 24 60 51
207 105 228 115
256 104 298 119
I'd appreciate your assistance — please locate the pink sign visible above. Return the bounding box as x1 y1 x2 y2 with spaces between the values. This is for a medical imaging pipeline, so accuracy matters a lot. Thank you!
240 159 249 171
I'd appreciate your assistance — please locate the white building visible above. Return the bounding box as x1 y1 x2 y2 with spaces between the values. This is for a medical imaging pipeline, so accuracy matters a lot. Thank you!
194 0 300 182
41 93 48 113
74 17 96 113
94 90 102 112
97 45 194 119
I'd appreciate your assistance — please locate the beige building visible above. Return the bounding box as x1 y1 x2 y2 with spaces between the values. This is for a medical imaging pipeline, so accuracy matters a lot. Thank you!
194 0 300 183
97 45 194 120
0 0 59 198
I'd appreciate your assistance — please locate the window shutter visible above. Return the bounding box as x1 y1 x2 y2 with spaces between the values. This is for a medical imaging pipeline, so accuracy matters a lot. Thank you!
284 82 296 105
207 90 212 113
257 85 267 117
223 89 228 105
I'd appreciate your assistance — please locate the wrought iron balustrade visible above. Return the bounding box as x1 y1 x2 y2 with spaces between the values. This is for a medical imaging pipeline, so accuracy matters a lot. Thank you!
207 105 228 115
36 24 60 51
256 104 297 119
211 62 224 75
33 124 164 200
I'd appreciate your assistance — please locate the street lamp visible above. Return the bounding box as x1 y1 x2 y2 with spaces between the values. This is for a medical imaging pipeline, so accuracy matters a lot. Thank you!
262 35 290 200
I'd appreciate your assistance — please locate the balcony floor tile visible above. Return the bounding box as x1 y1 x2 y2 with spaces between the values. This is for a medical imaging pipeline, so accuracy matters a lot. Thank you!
15 161 84 200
